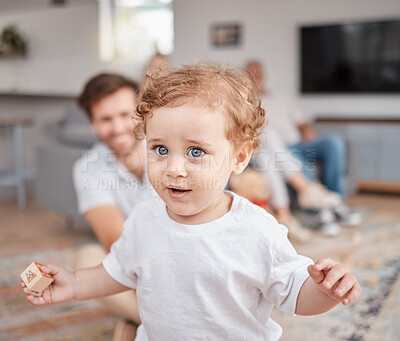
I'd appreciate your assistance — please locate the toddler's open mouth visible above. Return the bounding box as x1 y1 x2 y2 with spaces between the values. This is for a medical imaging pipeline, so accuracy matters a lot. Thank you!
169 187 190 193
167 187 191 199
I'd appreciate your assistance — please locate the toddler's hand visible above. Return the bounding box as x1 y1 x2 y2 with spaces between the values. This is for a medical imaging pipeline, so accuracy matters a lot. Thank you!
21 264 77 305
308 257 361 305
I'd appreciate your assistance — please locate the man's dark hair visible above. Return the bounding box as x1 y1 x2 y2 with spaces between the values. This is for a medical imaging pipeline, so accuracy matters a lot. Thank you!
78 73 139 119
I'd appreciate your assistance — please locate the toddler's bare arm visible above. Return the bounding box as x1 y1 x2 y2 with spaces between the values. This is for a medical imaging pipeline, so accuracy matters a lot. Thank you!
295 257 361 316
22 263 128 305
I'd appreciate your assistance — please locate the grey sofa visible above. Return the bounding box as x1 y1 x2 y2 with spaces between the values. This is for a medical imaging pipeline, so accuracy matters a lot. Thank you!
35 104 97 225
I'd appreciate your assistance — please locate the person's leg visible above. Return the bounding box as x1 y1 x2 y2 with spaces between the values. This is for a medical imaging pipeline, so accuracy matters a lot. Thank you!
289 134 346 198
288 143 318 182
258 168 311 243
260 165 290 210
74 244 141 325
228 168 269 208
286 172 309 195
318 134 346 198
112 320 137 341
287 171 342 210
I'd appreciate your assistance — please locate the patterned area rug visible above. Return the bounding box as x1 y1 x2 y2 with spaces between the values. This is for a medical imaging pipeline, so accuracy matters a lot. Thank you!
272 212 400 341
272 257 400 341
0 236 118 341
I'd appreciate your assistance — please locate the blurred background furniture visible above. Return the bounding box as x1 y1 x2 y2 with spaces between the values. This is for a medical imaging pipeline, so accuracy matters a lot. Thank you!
315 117 400 194
0 116 35 210
35 104 97 225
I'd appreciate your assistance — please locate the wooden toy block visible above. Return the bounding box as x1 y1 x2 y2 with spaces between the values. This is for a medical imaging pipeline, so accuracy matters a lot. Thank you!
20 262 54 293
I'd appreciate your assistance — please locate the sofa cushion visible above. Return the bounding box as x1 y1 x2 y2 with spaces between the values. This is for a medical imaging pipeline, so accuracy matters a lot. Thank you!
56 104 98 149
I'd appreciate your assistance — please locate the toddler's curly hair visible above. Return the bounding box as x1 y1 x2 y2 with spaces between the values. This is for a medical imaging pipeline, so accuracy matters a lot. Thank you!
135 62 267 149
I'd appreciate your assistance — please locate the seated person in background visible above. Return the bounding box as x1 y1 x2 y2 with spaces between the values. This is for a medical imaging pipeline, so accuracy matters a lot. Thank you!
229 130 342 241
23 61 361 341
254 130 343 238
245 60 361 230
73 73 157 340
228 167 270 211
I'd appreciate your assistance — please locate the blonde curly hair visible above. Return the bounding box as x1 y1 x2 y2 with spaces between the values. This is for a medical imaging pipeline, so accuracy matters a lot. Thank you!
135 62 267 149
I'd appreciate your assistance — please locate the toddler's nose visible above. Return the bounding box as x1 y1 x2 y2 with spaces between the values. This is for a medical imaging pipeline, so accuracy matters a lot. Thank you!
166 155 188 178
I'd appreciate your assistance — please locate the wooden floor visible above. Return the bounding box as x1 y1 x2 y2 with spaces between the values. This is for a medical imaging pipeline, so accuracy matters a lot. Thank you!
293 192 400 258
0 198 94 251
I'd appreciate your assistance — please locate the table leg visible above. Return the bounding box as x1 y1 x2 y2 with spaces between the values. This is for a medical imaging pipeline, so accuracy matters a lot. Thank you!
12 124 26 210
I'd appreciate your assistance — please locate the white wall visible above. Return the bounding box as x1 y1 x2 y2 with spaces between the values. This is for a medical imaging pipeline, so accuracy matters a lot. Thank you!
173 0 400 118
0 0 143 96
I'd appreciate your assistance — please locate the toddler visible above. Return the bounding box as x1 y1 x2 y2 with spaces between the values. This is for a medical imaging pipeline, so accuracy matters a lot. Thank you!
23 63 361 341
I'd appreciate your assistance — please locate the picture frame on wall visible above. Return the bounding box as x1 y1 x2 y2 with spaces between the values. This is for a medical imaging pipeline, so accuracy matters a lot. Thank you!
211 23 242 48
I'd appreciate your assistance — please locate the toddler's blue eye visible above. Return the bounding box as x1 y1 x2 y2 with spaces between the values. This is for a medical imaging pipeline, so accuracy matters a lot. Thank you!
156 146 168 155
188 148 205 158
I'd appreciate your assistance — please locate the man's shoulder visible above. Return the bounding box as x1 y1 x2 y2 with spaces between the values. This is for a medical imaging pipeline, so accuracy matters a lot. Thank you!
73 142 102 164
73 143 115 176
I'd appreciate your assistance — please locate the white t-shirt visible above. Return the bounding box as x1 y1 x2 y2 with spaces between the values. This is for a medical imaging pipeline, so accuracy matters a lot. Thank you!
73 142 156 217
262 92 309 145
103 192 313 341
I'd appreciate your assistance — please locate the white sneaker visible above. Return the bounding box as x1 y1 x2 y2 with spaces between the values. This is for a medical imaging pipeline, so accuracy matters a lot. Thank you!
316 208 341 236
321 221 341 236
298 183 342 210
334 205 362 226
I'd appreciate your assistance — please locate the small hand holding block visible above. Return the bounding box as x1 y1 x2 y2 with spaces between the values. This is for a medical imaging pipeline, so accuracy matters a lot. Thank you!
20 262 54 293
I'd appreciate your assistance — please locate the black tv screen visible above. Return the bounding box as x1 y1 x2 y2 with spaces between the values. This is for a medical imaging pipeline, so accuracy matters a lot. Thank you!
301 19 400 93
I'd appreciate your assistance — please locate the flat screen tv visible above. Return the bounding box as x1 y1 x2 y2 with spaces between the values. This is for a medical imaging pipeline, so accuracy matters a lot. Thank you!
300 19 400 94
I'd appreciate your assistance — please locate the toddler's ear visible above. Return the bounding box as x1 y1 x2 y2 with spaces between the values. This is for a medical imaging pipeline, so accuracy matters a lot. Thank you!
232 142 253 175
